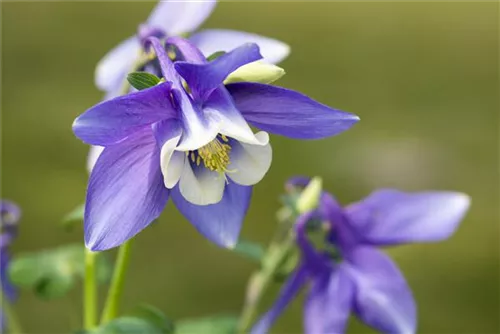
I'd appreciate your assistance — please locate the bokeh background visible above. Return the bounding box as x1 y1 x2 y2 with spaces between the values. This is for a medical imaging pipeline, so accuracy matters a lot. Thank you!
2 1 498 333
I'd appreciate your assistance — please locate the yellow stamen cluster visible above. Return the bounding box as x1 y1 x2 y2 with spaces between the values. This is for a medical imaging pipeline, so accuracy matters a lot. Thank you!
188 135 232 173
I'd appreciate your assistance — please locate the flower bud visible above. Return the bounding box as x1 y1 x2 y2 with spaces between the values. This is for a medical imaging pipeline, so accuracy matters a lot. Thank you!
295 177 322 213
224 61 285 85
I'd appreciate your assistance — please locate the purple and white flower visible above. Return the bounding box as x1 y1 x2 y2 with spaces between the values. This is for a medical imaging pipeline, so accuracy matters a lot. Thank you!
73 38 358 251
252 180 470 334
0 200 20 330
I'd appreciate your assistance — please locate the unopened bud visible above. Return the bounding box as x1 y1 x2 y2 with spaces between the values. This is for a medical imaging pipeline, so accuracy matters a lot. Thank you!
224 61 285 85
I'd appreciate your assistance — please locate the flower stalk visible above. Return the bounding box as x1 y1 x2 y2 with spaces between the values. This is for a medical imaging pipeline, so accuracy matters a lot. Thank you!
83 249 98 330
100 240 133 324
237 178 322 333
237 233 295 334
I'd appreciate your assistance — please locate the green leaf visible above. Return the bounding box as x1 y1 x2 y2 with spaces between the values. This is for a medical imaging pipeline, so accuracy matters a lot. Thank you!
127 72 161 91
93 317 164 334
233 240 265 262
75 313 171 334
35 272 74 299
61 203 85 230
130 304 174 334
8 244 112 299
175 315 238 334
206 51 226 62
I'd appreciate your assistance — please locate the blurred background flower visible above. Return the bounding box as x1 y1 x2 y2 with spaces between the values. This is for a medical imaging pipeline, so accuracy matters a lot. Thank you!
0 200 21 330
252 188 470 334
1 2 497 333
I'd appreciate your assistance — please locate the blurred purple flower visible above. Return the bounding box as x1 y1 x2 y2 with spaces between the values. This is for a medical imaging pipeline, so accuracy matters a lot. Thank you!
0 200 21 329
73 38 358 251
95 0 290 97
252 182 470 334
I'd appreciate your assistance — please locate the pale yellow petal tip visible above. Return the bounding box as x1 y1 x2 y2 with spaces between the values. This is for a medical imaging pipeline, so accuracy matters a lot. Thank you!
296 177 323 214
224 61 286 85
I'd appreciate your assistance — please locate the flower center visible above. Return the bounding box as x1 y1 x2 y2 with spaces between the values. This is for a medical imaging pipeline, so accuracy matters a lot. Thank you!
188 135 232 173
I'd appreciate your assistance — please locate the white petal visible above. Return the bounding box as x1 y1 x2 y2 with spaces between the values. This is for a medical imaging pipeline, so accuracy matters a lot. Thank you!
160 133 182 188
217 112 269 146
95 36 140 92
164 151 185 188
190 29 290 64
147 0 217 36
173 90 220 151
227 134 272 186
204 89 269 146
175 116 219 151
87 145 105 173
179 158 225 205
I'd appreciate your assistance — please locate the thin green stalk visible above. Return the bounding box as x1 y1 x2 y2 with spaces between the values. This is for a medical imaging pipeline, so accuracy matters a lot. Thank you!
84 249 98 330
100 240 133 324
238 178 322 333
237 234 295 333
3 300 22 334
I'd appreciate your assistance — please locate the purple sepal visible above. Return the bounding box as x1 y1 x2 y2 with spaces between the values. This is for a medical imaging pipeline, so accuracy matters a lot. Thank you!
174 43 262 102
345 189 470 246
348 247 416 334
84 129 169 251
73 82 175 146
171 182 252 248
227 82 359 139
304 266 354 334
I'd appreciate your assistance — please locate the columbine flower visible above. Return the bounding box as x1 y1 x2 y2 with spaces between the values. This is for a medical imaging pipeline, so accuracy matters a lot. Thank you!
252 180 470 334
96 0 290 98
73 37 358 251
0 201 20 330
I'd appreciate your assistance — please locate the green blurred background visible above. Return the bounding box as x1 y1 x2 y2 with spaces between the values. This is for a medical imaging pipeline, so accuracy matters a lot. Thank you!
2 1 498 333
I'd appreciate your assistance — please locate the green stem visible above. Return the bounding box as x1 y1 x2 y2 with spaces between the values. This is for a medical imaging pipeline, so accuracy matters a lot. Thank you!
84 249 98 330
3 300 22 334
237 233 295 333
237 176 321 333
100 240 133 324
